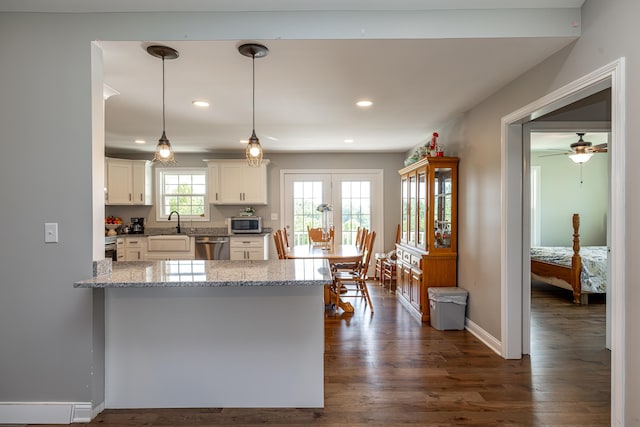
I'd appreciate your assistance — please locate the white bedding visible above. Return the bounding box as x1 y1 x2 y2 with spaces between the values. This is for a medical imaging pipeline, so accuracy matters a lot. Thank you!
530 246 607 294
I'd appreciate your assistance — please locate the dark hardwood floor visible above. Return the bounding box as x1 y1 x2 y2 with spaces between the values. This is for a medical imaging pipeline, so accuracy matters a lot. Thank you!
60 281 609 426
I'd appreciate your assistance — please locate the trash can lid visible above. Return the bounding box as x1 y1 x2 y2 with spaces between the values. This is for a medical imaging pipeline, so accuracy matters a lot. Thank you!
428 287 468 304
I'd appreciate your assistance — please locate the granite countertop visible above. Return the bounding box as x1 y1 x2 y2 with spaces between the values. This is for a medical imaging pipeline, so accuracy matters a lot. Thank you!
75 259 332 288
108 227 272 238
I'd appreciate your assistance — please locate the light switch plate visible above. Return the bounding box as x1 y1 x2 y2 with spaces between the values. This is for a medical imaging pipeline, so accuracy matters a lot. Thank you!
271 213 278 220
45 222 58 243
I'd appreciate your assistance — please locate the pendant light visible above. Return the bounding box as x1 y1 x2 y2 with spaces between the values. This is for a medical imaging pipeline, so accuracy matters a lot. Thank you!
147 45 179 165
238 43 269 167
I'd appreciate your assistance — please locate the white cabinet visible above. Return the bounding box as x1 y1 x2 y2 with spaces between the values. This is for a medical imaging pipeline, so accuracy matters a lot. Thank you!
230 234 269 260
206 162 219 204
105 158 152 205
204 159 269 205
123 236 145 261
116 237 125 261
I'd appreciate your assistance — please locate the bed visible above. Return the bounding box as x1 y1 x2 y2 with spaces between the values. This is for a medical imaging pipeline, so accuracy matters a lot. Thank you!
530 213 607 304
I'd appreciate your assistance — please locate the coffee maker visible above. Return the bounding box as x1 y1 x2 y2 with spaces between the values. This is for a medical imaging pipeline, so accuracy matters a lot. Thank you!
130 217 145 234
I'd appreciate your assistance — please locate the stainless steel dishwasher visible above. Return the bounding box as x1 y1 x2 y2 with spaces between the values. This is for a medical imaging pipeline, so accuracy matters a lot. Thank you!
194 236 230 260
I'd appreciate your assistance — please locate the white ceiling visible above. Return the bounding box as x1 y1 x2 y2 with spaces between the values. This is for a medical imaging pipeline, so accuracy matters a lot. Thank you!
1 1 585 155
101 37 576 155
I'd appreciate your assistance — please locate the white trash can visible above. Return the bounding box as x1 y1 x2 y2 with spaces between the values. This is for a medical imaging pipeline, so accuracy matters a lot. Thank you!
428 287 468 330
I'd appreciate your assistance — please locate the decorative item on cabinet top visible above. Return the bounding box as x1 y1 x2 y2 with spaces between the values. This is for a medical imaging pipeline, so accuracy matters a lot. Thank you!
405 131 445 166
203 159 270 205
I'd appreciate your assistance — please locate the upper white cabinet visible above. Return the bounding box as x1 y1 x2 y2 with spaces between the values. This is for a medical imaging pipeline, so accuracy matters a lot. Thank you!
105 158 152 205
204 159 269 205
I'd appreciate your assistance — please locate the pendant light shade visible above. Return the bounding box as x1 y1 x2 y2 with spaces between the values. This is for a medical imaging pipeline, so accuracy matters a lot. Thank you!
147 45 179 165
238 43 269 167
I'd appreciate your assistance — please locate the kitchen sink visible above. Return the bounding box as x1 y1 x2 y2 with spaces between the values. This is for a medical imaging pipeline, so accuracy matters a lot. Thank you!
147 234 191 252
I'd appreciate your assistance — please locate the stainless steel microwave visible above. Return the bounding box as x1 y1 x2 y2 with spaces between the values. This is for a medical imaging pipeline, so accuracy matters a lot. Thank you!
228 216 262 234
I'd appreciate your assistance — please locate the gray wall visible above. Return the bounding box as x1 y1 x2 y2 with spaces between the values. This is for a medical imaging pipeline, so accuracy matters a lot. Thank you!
1 2 639 423
531 152 608 246
450 0 639 423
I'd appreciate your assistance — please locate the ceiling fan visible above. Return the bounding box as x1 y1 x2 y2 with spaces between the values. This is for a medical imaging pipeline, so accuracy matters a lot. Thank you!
542 132 608 164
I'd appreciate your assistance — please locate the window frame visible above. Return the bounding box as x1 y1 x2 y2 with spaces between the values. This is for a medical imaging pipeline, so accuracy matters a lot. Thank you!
155 167 210 222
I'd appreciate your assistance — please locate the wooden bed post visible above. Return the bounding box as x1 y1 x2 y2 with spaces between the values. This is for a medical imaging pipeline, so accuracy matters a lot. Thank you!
571 213 582 304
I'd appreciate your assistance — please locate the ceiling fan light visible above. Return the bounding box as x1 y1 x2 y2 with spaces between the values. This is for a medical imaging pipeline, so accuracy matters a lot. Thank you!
569 152 593 164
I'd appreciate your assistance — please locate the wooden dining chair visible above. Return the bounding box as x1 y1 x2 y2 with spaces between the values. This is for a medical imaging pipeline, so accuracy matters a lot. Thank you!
307 225 333 245
273 230 286 259
333 231 376 312
281 227 289 248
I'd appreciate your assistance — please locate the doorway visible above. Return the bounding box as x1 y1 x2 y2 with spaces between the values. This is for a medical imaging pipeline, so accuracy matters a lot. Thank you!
501 58 625 423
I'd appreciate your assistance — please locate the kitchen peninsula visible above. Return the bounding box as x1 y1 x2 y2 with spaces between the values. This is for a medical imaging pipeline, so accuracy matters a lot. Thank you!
75 259 331 409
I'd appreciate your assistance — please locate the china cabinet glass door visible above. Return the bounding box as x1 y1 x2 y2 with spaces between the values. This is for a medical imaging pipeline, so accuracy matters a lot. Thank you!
401 176 408 243
408 173 417 246
433 168 453 249
417 170 427 249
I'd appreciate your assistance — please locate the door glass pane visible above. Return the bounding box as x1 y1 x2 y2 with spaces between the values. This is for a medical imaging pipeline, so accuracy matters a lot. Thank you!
292 180 324 245
433 168 452 248
341 181 371 245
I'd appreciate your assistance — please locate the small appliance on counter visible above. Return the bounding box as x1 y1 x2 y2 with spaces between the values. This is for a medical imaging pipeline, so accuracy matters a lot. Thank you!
228 216 262 234
130 217 145 234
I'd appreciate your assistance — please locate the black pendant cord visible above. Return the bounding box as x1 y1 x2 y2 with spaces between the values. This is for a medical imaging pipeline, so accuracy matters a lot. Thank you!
252 53 256 132
162 55 166 133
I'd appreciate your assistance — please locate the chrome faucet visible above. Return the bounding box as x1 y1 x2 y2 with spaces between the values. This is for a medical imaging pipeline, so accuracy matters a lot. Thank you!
168 210 181 234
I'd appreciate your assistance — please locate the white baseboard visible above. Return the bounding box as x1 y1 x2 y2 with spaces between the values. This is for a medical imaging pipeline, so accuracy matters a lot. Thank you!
465 317 502 356
0 401 97 424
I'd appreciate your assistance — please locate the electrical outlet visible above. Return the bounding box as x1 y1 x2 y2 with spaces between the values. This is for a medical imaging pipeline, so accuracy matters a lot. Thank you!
271 213 278 220
45 222 58 243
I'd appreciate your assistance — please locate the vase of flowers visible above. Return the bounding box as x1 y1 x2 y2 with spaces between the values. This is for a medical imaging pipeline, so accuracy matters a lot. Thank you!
316 203 333 248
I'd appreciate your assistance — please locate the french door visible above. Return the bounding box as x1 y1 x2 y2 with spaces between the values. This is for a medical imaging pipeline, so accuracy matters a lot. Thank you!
281 170 383 256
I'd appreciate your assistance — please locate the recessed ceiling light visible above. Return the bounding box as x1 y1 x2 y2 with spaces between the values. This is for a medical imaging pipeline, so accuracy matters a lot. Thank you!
356 100 373 107
240 139 249 144
192 100 210 107
344 139 354 143
134 139 146 144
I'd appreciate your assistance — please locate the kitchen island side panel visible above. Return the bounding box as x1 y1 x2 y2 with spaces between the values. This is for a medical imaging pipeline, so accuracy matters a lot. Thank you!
105 286 324 408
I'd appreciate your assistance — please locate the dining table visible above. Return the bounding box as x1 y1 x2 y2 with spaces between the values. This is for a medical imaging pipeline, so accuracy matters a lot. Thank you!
286 243 363 313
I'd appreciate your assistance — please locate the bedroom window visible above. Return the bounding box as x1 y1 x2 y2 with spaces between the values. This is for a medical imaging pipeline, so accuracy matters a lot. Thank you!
156 168 209 221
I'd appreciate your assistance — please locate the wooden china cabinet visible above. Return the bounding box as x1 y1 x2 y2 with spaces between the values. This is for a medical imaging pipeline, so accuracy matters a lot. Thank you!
396 156 459 323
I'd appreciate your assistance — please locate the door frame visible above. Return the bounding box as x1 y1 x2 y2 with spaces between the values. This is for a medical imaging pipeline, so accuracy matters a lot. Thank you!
501 58 625 424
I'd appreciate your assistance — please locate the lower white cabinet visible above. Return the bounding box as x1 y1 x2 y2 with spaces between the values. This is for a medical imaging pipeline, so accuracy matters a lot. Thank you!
230 235 269 260
122 236 145 261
